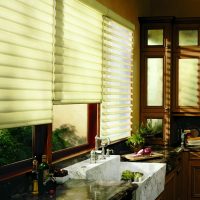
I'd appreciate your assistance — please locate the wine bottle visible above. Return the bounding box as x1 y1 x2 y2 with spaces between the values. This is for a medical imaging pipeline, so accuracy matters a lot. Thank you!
32 156 39 195
38 155 49 195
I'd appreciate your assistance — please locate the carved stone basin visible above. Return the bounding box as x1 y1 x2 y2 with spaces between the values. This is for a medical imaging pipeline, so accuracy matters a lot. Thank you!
65 155 166 200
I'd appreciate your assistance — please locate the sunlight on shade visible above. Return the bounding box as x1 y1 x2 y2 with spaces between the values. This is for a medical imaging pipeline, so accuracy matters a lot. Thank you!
179 58 198 106
147 58 163 106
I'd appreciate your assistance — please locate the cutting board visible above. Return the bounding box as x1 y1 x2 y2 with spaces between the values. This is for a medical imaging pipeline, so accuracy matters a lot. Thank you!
122 152 164 161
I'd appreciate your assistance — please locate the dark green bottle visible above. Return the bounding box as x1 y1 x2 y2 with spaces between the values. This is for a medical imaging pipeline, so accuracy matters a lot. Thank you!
38 155 49 195
32 156 39 195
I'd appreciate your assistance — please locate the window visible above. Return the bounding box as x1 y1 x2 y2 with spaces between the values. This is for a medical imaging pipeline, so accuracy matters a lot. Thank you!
53 0 134 149
0 0 54 179
101 17 133 141
52 0 103 160
0 0 134 179
54 0 103 104
0 126 32 166
52 104 88 151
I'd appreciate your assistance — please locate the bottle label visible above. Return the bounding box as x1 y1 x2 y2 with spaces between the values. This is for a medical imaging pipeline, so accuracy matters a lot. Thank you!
43 169 49 182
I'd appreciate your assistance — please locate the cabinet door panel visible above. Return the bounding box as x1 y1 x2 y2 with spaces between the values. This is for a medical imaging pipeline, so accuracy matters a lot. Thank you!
148 29 164 46
178 58 199 107
179 30 198 46
191 166 200 198
147 58 163 106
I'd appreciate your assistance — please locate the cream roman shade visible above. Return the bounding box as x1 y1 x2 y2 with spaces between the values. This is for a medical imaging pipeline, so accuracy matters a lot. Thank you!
100 17 134 141
54 0 103 104
0 0 54 128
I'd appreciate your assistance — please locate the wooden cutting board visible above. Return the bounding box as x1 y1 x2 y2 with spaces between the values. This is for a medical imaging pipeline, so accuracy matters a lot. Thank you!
122 152 164 161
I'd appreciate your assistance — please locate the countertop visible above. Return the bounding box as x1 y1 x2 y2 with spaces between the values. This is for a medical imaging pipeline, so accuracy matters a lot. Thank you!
121 146 184 174
11 179 138 200
11 146 189 200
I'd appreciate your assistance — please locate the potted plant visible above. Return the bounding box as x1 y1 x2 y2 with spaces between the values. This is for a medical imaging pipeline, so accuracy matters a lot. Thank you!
126 120 163 152
140 120 163 138
126 132 145 152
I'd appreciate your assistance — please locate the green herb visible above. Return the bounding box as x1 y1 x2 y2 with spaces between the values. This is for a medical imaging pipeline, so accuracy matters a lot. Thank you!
121 170 144 182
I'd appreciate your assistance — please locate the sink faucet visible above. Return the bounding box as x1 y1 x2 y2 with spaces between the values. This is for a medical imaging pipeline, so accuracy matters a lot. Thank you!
94 135 110 159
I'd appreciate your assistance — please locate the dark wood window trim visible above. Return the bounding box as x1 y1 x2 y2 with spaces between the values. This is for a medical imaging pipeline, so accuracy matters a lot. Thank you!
0 124 49 181
52 103 99 163
0 104 99 181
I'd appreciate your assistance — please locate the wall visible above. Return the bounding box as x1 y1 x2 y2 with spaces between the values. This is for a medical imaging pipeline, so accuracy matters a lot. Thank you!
150 0 200 17
96 0 151 131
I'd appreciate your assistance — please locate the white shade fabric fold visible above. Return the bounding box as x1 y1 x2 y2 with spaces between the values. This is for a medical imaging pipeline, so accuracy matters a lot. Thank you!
0 0 54 128
54 0 103 104
0 0 134 144
101 17 133 141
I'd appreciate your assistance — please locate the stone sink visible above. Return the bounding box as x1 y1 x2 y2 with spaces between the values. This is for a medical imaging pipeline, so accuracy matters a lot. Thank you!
65 155 166 200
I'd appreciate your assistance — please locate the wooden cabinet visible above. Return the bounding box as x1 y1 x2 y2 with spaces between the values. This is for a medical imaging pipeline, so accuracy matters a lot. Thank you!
156 152 184 200
189 152 200 200
139 17 173 145
140 17 200 146
172 19 200 113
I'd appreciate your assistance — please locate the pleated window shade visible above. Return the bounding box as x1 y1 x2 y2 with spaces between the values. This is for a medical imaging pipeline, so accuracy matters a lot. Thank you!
0 0 54 129
101 17 133 141
54 0 103 104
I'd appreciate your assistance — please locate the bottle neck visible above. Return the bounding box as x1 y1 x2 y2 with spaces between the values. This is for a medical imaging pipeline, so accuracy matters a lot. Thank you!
41 155 47 163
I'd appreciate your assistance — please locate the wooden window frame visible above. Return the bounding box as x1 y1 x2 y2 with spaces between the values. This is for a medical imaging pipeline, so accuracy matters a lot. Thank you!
51 104 99 163
0 125 46 181
0 104 99 181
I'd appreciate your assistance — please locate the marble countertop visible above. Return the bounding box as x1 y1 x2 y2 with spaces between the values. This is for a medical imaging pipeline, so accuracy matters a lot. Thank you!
121 146 183 174
56 179 137 200
11 179 138 200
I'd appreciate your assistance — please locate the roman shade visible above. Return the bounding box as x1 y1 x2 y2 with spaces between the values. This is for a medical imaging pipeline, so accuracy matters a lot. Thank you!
100 17 134 141
54 0 103 104
0 0 54 128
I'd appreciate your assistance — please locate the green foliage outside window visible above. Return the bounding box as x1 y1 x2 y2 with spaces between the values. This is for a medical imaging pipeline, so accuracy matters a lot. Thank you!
52 124 86 152
0 126 32 166
0 124 86 166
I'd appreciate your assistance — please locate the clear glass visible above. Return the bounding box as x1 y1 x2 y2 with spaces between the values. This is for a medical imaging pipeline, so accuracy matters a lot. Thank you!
52 104 88 151
0 126 32 166
147 58 163 106
147 118 163 137
178 58 199 106
179 30 198 46
147 29 163 45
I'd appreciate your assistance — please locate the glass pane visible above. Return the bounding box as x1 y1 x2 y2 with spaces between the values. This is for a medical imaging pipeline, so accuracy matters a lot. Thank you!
179 30 198 46
179 58 199 106
147 58 163 106
52 104 88 152
0 126 32 166
147 118 163 137
147 29 163 45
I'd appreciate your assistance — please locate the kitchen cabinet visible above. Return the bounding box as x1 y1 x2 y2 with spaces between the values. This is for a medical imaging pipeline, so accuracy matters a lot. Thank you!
159 150 200 200
189 152 200 200
139 17 173 145
139 17 200 146
172 19 200 113
156 152 184 200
